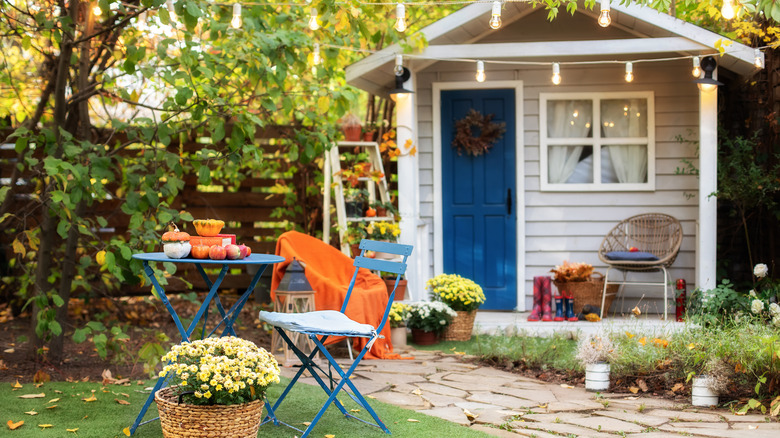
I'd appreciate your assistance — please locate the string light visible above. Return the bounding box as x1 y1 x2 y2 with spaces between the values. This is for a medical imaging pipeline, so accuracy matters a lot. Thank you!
308 7 320 30
489 1 502 30
598 0 611 27
691 56 701 77
231 3 242 28
313 43 321 65
754 48 764 68
721 0 736 20
93 5 102 16
476 60 485 82
167 0 176 19
394 54 404 75
625 62 633 82
394 2 407 33
551 63 561 85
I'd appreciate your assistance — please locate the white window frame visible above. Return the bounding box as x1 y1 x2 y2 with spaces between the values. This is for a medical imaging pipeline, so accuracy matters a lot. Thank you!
539 91 655 192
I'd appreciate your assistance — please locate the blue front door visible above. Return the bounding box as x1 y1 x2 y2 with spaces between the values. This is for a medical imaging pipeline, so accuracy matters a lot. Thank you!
441 89 517 310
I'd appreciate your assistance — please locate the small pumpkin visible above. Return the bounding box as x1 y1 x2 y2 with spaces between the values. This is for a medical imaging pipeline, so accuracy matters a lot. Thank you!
191 244 210 259
162 225 191 242
162 225 191 259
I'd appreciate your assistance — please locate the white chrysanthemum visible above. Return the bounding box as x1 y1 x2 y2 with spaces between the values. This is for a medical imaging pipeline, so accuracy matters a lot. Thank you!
749 289 757 297
769 303 780 317
751 299 765 314
754 263 769 278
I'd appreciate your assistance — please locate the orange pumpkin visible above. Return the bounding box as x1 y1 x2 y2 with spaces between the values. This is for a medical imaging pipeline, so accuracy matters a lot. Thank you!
191 245 210 259
162 225 190 242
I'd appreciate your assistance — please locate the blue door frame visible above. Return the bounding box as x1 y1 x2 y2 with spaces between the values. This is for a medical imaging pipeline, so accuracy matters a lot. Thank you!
441 89 517 310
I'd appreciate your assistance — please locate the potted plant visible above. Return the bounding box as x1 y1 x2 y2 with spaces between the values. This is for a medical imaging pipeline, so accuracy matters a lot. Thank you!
575 333 616 391
406 301 457 346
370 200 397 219
156 336 281 437
380 272 407 300
343 224 366 257
340 113 362 141
427 274 486 341
364 221 401 259
691 358 733 407
344 188 367 218
363 121 380 142
388 302 411 348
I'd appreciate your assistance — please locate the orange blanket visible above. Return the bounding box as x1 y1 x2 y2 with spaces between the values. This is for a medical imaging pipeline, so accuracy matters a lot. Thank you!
271 231 399 359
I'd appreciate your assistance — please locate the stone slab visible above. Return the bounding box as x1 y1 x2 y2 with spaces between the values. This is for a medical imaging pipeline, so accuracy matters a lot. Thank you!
494 387 559 404
729 422 780 430
505 380 553 390
414 381 469 397
420 392 464 407
442 372 518 387
719 413 774 422
647 409 724 423
545 400 605 412
522 413 588 423
470 424 525 437
657 426 779 438
626 432 691 438
437 379 514 392
593 409 669 427
471 408 519 426
456 401 506 411
348 378 391 395
368 361 439 375
565 415 645 433
354 370 427 385
371 391 428 409
467 366 526 380
512 420 616 438
605 397 683 410
468 392 540 409
419 406 472 426
662 422 729 430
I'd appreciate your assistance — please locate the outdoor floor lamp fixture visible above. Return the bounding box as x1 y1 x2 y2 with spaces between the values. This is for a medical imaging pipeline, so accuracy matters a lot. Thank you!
693 56 723 92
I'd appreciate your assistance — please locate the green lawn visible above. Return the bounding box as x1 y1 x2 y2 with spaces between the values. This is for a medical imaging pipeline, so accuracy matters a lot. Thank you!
1 378 491 437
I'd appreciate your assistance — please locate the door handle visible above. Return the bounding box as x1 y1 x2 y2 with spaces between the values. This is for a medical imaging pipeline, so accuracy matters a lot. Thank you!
506 188 512 215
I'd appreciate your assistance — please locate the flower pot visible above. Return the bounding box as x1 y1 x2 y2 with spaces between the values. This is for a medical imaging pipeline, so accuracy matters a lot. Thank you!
350 243 361 258
441 310 476 341
342 125 362 141
584 362 610 391
691 376 718 407
155 386 265 438
411 328 438 346
391 326 407 348
384 278 407 300
363 131 377 142
345 200 364 217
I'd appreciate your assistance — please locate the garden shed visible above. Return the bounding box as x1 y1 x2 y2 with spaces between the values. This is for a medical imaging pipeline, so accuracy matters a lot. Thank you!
345 1 759 313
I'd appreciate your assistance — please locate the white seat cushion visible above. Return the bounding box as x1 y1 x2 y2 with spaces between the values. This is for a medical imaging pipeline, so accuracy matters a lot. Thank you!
258 310 376 337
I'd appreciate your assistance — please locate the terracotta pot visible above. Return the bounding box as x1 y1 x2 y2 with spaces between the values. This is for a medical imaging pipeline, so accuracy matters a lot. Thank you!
411 328 438 346
383 278 407 300
342 125 362 141
390 326 407 348
350 243 361 258
363 131 377 141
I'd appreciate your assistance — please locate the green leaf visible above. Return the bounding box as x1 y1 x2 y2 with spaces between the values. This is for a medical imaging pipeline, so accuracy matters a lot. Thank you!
72 327 90 343
51 294 64 307
56 220 71 238
86 321 107 332
49 320 62 336
159 211 173 223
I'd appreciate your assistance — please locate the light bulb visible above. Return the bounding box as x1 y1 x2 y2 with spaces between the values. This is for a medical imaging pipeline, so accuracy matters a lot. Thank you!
308 7 320 31
721 0 735 20
489 2 502 30
754 48 764 68
625 62 633 83
476 61 485 82
692 56 701 77
313 43 321 65
551 63 561 85
598 0 611 27
167 0 175 18
92 5 102 16
394 3 406 33
231 3 242 29
394 54 404 76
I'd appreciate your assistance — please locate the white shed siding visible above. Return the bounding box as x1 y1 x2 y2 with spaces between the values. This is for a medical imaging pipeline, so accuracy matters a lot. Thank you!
416 59 698 315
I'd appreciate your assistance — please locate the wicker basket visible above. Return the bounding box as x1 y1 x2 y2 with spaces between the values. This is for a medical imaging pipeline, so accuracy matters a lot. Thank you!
553 273 619 315
155 386 264 438
442 310 477 341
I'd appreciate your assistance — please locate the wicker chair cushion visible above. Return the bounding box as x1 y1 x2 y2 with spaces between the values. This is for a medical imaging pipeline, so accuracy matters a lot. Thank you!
605 251 659 261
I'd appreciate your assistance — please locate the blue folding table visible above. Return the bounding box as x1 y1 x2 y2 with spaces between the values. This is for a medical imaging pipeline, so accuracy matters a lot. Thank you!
128 252 285 435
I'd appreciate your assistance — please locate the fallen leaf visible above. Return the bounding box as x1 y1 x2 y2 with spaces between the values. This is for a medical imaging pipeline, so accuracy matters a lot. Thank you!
302 422 311 426
46 405 57 409
349 409 359 413
18 393 45 399
411 388 422 396
67 428 79 433
366 395 376 399
687 343 696 350
623 396 639 400
120 393 129 398
559 384 574 389
7 420 24 430
325 435 335 438
735 363 746 373
33 370 51 383
38 424 53 429
734 410 746 416
629 386 639 394
34 382 44 388
123 427 131 436
407 419 420 422
637 379 648 392
47 398 60 404
625 331 635 338
748 425 758 429
24 411 37 416
115 378 130 385
631 306 641 316
102 369 114 385
4 348 14 353
454 351 466 355
638 337 647 346
54 390 62 394
671 383 684 393
82 394 97 402
463 408 478 422
537 403 548 409
12 380 22 389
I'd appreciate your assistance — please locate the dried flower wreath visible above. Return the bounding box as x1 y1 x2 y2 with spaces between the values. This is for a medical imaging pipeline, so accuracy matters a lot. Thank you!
451 109 507 156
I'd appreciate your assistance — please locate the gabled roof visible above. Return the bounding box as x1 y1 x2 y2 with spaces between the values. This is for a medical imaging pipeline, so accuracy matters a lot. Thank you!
346 2 758 97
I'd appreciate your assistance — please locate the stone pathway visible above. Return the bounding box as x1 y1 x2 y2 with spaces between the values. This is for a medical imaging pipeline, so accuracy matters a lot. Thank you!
279 347 778 437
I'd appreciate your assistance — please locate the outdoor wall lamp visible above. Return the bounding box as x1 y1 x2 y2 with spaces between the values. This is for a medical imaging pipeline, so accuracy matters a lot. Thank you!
389 66 413 102
693 56 723 92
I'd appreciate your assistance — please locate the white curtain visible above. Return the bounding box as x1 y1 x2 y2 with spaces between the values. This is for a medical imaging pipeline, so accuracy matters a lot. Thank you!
601 99 648 183
547 100 592 184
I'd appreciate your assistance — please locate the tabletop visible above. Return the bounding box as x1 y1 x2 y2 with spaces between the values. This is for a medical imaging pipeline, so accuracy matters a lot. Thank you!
132 252 286 265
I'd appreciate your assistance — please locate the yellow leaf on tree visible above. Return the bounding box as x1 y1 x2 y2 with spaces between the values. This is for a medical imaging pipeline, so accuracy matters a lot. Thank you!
18 393 45 399
96 250 106 266
317 96 329 114
7 420 24 430
82 394 97 402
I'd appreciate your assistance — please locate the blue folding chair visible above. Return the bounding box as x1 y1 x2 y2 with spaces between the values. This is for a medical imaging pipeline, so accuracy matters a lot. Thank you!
259 239 413 437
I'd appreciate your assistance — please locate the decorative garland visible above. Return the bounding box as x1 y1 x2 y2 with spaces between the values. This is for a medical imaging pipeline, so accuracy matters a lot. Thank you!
451 109 507 157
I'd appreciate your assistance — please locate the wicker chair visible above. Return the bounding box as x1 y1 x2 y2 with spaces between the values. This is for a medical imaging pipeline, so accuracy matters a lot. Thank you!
597 213 682 320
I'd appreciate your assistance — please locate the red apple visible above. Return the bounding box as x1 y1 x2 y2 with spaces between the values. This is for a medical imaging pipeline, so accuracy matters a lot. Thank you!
209 244 227 260
237 244 249 259
225 244 241 260
245 245 251 256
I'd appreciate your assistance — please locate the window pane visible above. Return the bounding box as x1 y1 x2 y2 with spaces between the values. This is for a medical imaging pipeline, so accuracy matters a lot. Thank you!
548 145 593 183
547 100 592 138
602 145 648 183
601 99 648 138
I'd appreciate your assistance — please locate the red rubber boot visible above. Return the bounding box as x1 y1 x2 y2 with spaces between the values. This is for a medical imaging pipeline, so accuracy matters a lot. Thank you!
528 276 544 321
541 276 553 321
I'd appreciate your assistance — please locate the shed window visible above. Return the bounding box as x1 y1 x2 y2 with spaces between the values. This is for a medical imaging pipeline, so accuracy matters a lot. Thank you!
540 92 655 191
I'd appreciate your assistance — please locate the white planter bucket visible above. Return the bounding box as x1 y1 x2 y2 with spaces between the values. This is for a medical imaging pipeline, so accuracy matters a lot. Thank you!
390 326 407 348
691 377 718 407
585 362 610 391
